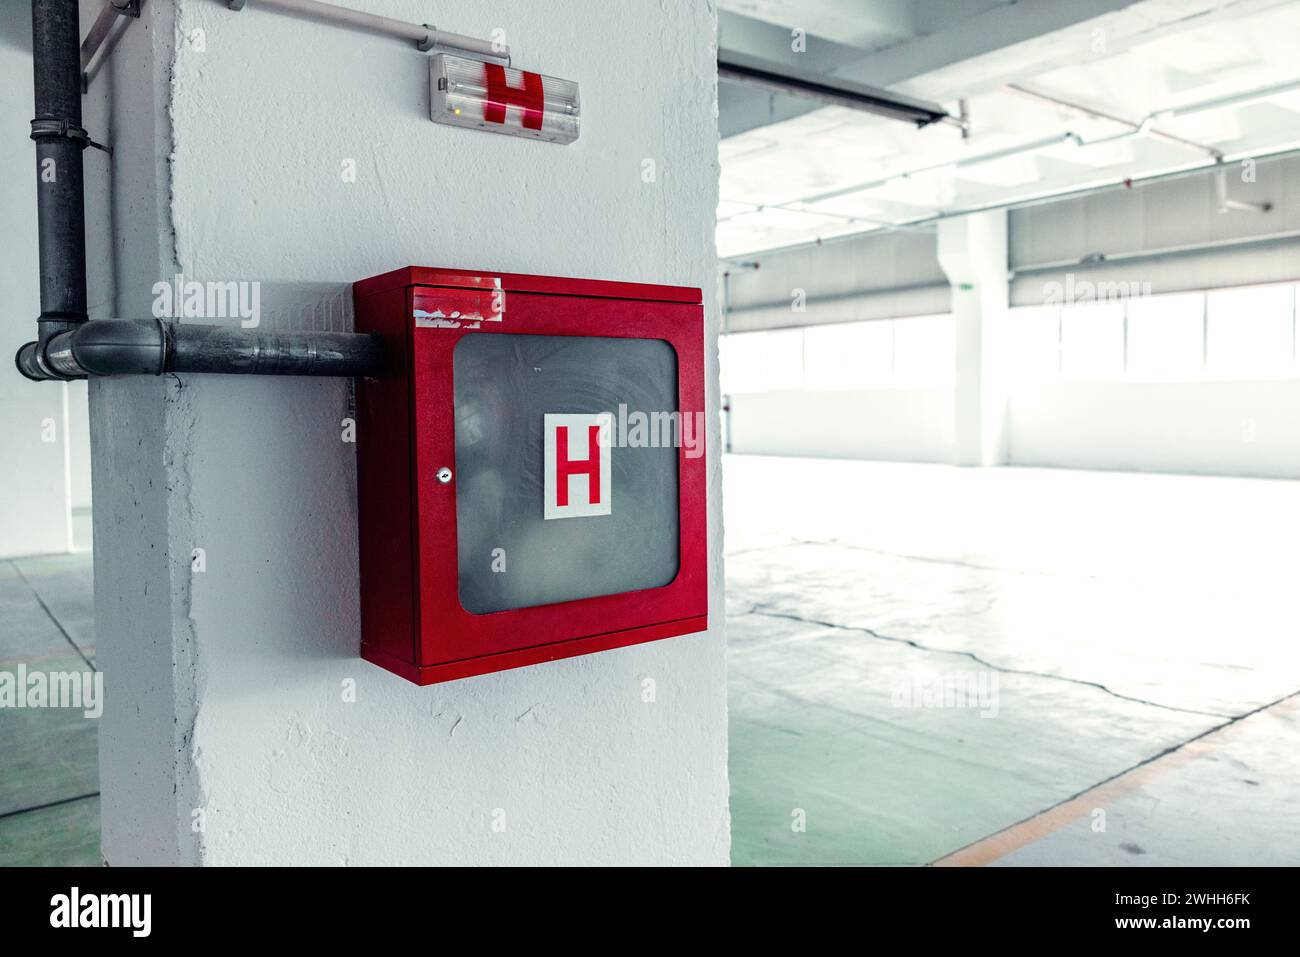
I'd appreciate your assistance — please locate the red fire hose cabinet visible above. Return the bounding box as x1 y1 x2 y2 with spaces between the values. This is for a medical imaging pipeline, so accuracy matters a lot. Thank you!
353 267 708 685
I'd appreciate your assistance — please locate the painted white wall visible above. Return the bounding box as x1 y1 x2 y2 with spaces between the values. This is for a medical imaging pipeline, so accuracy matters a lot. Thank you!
0 4 73 560
1008 379 1300 478
66 379 91 510
723 228 949 332
728 389 953 462
93 0 727 865
1010 154 1300 303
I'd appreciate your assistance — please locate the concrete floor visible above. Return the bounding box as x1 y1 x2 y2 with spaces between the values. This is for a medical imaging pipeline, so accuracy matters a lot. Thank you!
0 536 99 867
4 467 1300 867
724 455 1300 865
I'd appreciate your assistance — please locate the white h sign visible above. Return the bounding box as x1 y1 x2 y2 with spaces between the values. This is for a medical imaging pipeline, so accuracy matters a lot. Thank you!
544 413 612 520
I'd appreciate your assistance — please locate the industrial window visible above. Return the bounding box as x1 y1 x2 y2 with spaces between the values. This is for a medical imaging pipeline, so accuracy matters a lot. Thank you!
892 314 954 386
803 320 893 390
994 284 1299 385
1006 305 1061 382
1060 303 1125 379
719 327 804 393
1125 292 1205 381
720 315 954 393
1205 283 1297 379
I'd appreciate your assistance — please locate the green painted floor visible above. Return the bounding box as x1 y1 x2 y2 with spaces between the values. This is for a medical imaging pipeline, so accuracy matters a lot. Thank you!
724 456 1300 867
0 548 100 867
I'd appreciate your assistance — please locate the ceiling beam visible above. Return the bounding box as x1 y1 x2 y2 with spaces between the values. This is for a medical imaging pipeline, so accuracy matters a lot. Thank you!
718 0 1144 137
718 9 873 137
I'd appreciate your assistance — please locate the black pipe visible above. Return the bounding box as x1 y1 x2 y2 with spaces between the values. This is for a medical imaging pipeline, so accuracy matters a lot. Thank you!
167 324 385 376
31 0 88 342
716 52 951 128
17 321 386 380
15 0 384 383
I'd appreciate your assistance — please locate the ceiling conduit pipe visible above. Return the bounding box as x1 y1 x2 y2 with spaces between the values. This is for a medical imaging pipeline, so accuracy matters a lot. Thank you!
16 0 384 383
223 0 510 64
1004 84 1223 161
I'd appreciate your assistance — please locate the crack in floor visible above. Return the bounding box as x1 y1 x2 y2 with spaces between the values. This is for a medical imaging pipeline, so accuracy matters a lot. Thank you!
0 790 99 822
7 559 95 672
747 605 1232 719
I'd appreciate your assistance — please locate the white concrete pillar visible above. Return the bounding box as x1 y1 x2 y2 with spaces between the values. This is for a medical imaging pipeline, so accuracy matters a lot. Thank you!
937 210 1010 467
90 0 727 865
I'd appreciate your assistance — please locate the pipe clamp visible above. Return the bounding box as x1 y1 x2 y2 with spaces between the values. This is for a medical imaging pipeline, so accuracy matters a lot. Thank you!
30 118 111 154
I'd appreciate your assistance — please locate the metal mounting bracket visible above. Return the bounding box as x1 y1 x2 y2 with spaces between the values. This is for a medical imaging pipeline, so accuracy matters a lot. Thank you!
82 0 147 91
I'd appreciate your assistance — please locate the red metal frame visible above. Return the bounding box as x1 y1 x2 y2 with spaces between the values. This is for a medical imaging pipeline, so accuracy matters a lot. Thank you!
354 267 708 686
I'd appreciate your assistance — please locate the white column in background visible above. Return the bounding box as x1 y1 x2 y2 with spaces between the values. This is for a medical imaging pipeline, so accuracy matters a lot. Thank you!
938 210 1010 467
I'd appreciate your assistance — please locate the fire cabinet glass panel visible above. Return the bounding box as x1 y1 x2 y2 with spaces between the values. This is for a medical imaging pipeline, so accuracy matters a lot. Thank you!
453 333 681 613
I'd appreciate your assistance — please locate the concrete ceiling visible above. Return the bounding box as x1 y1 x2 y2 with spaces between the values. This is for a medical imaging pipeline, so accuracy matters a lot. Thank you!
719 0 919 50
717 0 1105 138
716 0 1300 257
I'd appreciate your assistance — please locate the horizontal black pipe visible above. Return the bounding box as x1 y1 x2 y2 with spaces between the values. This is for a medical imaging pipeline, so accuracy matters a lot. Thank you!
15 321 385 380
167 324 385 376
31 0 88 341
717 54 950 127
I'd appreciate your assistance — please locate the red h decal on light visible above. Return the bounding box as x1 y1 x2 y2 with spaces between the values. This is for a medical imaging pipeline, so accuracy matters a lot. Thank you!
483 64 545 131
555 425 601 507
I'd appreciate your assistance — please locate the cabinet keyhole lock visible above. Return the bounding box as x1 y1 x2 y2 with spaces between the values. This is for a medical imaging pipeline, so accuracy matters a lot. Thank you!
436 467 453 484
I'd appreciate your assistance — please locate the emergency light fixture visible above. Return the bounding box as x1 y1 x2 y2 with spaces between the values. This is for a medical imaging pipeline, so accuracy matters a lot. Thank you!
431 53 581 144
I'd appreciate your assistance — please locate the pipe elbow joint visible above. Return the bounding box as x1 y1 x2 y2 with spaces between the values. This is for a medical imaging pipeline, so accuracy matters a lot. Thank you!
69 319 166 376
14 341 49 381
15 320 163 381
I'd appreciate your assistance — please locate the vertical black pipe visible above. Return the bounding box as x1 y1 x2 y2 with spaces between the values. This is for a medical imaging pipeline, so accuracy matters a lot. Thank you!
31 0 88 345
